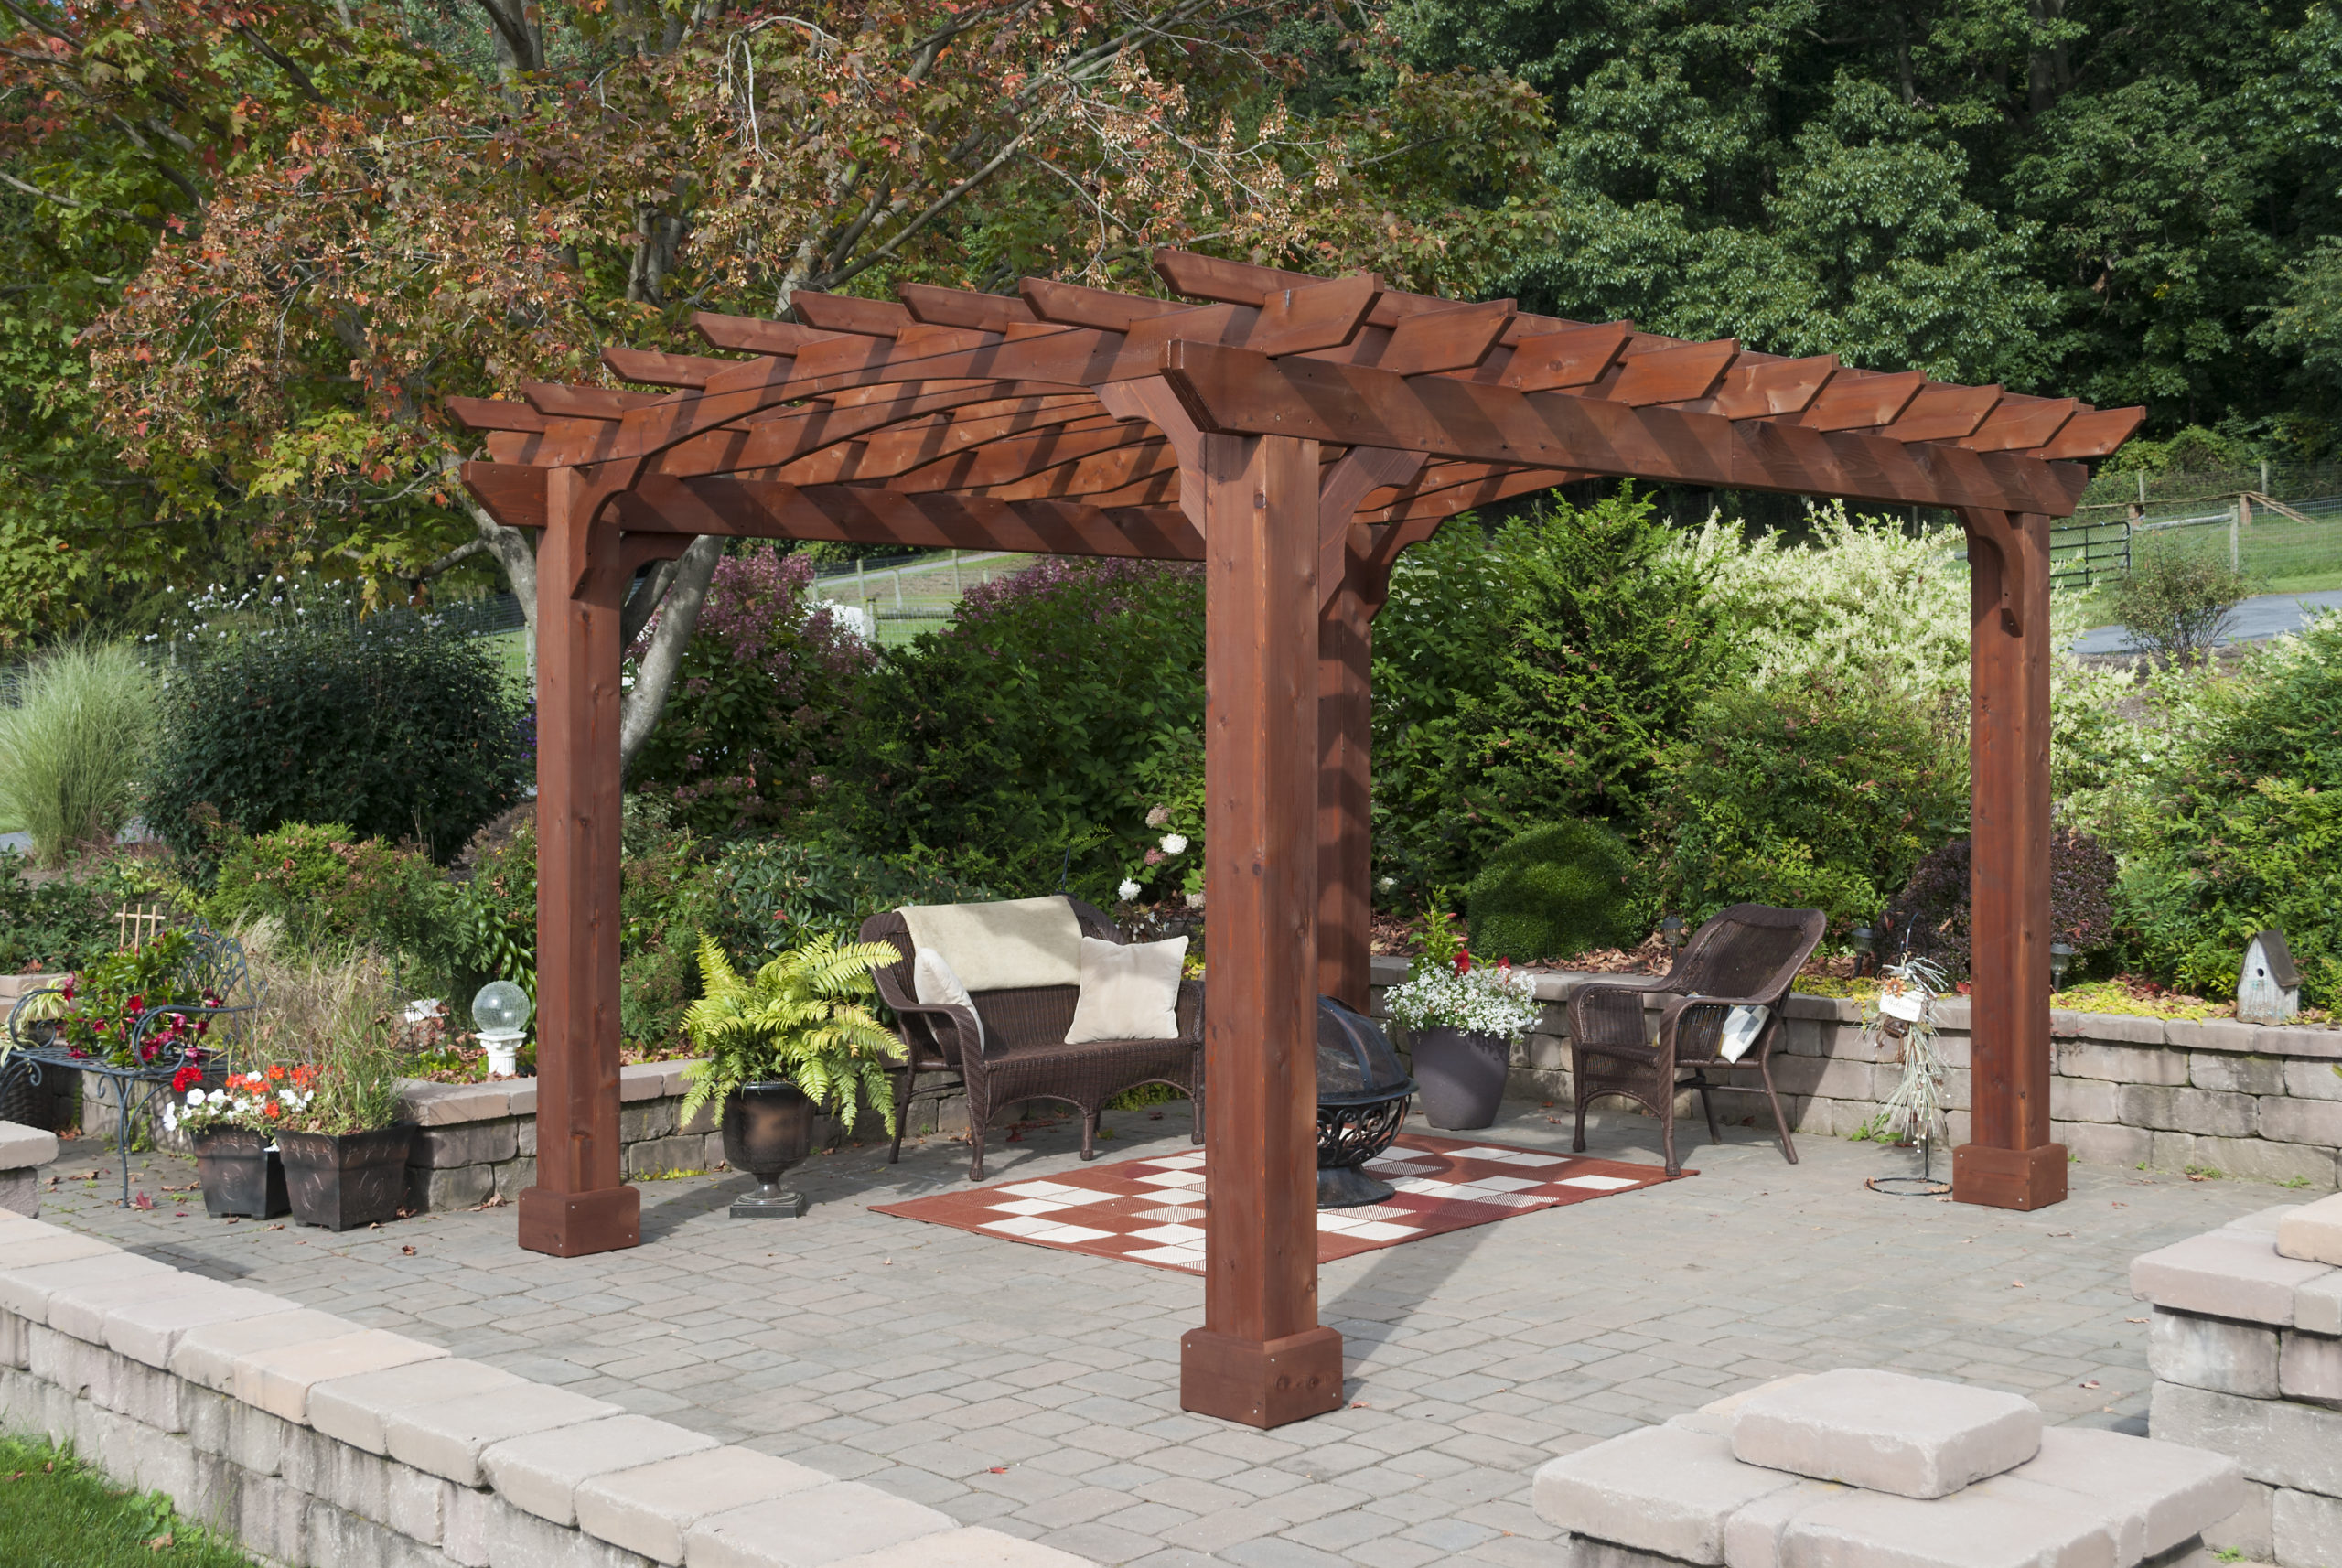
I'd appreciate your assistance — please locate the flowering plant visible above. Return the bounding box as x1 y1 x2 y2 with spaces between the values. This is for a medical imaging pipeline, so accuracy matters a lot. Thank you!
1383 909 1542 1037
52 931 222 1070
162 1064 317 1136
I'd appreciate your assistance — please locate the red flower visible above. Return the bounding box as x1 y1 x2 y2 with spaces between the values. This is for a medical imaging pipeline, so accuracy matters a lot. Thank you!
59 978 77 1002
126 993 144 1014
171 1065 199 1093
1453 950 1472 975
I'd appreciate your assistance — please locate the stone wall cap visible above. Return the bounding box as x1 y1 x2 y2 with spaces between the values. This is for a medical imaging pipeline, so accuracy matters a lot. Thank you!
230 1326 450 1423
0 1227 122 1274
2166 1017 2342 1058
2300 1272 2342 1337
0 1120 59 1170
307 1356 528 1454
398 1079 512 1124
2051 1009 2166 1045
618 1063 667 1102
2277 1191 2342 1266
0 1248 170 1323
1780 993 1861 1022
382 1380 623 1487
1729 1368 2042 1499
45 1269 284 1349
2131 1227 2337 1326
2004 1425 2243 1562
684 1480 959 1568
575 1444 831 1565
1532 1421 1801 1563
482 1413 720 1528
100 1280 308 1369
169 1307 371 1391
1776 1473 2121 1564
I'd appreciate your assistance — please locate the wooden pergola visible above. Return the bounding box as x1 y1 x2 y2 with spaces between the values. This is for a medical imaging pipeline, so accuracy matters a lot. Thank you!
456 250 2140 1430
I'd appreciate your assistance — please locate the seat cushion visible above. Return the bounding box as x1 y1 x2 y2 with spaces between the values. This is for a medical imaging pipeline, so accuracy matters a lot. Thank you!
1066 936 1187 1043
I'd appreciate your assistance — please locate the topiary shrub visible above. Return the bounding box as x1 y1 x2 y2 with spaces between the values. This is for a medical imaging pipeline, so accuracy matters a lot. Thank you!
1466 820 1640 962
147 614 525 865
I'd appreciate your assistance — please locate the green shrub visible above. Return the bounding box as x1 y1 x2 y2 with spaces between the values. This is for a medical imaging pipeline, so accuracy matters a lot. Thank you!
628 547 872 836
1646 672 1968 933
207 822 454 984
703 836 993 966
146 615 525 865
2111 615 2342 1003
824 558 1203 900
2109 541 2251 666
1370 491 1735 903
0 849 161 973
1466 821 1640 961
0 641 157 867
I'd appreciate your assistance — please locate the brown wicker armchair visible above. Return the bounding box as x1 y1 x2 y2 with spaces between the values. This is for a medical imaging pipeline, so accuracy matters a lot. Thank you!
1565 903 1826 1176
861 898 1204 1181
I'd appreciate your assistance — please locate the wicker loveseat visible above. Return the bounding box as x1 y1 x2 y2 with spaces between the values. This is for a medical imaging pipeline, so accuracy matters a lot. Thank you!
862 897 1204 1180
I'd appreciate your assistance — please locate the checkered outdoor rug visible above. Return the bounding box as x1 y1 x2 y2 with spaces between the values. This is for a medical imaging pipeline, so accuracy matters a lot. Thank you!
870 1133 1691 1274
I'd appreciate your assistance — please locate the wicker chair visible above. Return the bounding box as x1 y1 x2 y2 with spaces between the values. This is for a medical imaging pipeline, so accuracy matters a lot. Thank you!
1565 903 1826 1176
861 898 1204 1181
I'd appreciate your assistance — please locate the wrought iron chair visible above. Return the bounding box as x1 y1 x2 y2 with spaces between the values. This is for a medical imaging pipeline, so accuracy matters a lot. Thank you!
863 897 1203 1181
1565 903 1826 1176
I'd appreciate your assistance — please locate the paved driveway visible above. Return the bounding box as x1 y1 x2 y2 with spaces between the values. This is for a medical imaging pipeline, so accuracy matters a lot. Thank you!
38 1103 2278 1568
2074 587 2342 655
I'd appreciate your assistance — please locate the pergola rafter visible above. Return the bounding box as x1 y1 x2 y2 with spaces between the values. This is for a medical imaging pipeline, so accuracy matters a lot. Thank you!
457 249 2140 1432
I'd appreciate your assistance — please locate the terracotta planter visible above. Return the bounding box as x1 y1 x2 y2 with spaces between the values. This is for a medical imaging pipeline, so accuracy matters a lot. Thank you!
720 1081 815 1219
1410 1026 1510 1130
189 1127 289 1219
277 1125 414 1230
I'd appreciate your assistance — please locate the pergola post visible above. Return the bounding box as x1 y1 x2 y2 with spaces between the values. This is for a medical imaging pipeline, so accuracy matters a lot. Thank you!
1953 508 2065 1211
520 465 642 1258
1316 521 1374 1015
1181 431 1345 1428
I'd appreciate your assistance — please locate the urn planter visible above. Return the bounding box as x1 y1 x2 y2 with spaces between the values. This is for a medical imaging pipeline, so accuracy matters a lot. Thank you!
277 1125 414 1230
721 1080 816 1219
1410 1026 1510 1130
189 1128 290 1219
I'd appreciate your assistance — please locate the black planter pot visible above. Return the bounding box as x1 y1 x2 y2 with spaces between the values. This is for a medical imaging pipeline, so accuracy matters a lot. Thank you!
1411 1026 1511 1130
189 1128 290 1219
721 1081 816 1219
277 1125 414 1230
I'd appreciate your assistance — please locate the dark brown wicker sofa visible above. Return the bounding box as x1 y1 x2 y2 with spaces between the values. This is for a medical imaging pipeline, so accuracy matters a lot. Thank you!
861 897 1204 1180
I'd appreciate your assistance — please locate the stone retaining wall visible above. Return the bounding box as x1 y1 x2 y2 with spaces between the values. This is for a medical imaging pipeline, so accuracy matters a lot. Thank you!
0 1208 1089 1568
2131 1199 2342 1565
1368 958 2342 1190
396 1063 721 1214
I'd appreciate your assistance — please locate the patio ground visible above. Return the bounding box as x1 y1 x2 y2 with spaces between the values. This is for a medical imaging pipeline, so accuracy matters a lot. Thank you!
29 1103 2282 1568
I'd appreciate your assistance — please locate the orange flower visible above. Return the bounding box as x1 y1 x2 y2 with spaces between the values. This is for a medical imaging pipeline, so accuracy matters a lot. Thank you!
291 1065 317 1086
263 1101 282 1119
264 1065 285 1082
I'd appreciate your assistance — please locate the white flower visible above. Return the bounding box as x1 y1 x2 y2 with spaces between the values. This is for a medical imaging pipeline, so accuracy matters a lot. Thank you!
1159 833 1188 855
1117 879 1142 903
162 1106 178 1132
184 1089 207 1108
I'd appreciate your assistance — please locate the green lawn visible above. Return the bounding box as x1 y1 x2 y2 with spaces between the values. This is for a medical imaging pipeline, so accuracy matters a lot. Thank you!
0 1436 256 1568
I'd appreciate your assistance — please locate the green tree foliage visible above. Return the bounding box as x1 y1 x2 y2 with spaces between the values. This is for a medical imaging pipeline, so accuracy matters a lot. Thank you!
1391 0 2342 445
1646 673 1970 933
1371 492 1733 900
1466 820 1640 961
823 560 1205 901
2114 615 2342 1004
146 616 524 865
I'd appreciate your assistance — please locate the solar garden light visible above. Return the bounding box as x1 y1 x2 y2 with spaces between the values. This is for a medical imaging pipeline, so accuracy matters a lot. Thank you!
1850 925 1875 976
470 981 531 1079
2049 940 2075 993
1660 915 1683 952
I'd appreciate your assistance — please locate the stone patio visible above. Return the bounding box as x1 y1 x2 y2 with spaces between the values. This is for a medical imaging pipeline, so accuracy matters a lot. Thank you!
27 1103 2283 1568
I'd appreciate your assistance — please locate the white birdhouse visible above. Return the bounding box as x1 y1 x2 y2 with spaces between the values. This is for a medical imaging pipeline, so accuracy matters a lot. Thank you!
2237 929 2300 1025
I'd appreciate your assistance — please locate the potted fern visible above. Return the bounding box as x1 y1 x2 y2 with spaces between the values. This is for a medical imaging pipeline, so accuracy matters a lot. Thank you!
681 932 905 1219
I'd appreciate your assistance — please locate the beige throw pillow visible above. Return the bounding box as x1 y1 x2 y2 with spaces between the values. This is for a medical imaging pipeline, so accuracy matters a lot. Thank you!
1065 935 1187 1044
912 948 984 1053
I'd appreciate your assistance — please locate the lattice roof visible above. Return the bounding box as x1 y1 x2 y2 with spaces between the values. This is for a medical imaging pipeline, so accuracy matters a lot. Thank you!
456 249 2141 562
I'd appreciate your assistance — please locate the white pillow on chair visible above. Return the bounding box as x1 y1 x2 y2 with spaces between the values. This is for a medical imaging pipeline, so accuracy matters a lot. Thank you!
1065 935 1187 1043
912 947 984 1052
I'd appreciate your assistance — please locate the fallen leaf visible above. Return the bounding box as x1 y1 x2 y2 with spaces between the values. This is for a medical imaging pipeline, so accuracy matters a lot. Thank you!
2011 1280 2025 1288
2080 1380 2100 1390
2126 1316 2148 1323
145 1532 173 1551
133 1191 154 1210
400 1245 416 1256
989 1466 1007 1474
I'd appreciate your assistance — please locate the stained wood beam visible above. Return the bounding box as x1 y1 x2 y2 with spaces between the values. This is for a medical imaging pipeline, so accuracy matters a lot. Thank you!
1157 341 2089 517
603 348 749 390
2024 406 2145 460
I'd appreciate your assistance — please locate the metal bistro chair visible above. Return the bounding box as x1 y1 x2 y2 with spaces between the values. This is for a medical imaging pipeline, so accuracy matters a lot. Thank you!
1565 903 1825 1177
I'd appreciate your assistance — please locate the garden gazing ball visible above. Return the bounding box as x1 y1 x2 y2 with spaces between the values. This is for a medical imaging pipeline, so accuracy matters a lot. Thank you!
471 981 531 1035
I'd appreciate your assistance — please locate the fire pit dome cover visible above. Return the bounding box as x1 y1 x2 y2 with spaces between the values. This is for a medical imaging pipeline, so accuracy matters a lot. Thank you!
1318 996 1413 1106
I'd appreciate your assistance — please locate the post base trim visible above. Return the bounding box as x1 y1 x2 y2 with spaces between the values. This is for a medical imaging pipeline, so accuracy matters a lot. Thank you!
1179 1325 1344 1429
1952 1143 2068 1211
517 1184 641 1256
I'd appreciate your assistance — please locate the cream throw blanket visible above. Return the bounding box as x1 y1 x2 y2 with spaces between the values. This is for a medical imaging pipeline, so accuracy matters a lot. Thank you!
897 896 1083 993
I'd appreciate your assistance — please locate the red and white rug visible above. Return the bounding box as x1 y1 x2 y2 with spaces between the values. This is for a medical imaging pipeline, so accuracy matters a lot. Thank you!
870 1133 1690 1274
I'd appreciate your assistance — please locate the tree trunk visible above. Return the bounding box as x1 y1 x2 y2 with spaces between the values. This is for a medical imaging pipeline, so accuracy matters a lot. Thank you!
618 533 725 778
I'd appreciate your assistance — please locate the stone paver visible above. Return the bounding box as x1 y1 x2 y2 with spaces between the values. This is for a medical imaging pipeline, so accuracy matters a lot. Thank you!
35 1100 2286 1566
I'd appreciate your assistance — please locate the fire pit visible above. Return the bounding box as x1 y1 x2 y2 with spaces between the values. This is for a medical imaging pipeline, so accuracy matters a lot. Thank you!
1316 996 1415 1208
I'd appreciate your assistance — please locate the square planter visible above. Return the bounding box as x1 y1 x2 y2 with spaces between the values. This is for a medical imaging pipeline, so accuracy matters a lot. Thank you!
189 1128 291 1219
277 1125 415 1230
